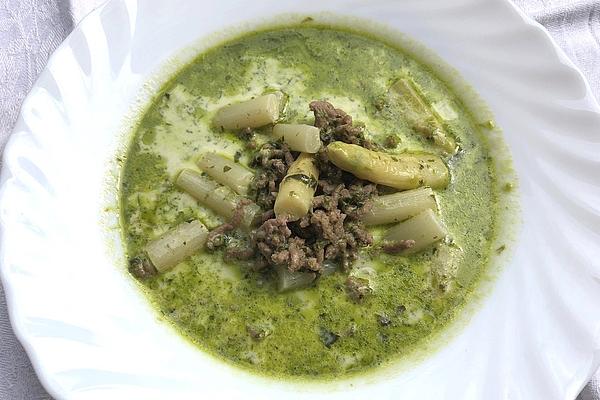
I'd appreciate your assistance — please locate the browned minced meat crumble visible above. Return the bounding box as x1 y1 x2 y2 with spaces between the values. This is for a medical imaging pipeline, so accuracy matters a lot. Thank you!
382 239 416 254
345 276 373 302
309 100 378 150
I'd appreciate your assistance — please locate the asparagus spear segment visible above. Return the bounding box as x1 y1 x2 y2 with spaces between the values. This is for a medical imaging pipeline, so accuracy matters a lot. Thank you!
326 141 449 190
390 76 458 155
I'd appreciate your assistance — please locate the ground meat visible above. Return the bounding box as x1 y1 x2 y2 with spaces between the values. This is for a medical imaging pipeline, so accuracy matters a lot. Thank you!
314 145 377 220
311 209 346 242
250 142 295 209
246 324 271 341
206 223 234 251
224 243 255 262
339 182 378 220
238 127 254 141
251 193 373 273
205 200 251 251
346 276 372 302
253 216 291 260
382 239 416 254
249 203 372 272
129 256 157 280
314 148 343 183
313 180 376 221
383 134 400 148
254 218 321 272
275 237 320 272
347 222 373 246
309 100 377 149
237 127 257 150
252 142 295 170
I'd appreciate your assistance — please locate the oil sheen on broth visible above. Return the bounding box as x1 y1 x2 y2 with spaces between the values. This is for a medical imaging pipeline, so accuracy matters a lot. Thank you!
120 26 500 378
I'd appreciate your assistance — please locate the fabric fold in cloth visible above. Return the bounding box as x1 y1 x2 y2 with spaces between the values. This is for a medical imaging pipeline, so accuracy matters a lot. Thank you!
0 0 599 399
512 0 600 99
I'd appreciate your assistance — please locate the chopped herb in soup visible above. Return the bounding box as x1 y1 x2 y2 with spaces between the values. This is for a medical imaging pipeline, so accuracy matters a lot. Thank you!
120 26 507 378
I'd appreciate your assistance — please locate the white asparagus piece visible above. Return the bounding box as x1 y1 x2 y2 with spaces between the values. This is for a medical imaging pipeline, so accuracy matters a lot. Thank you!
431 244 462 293
176 169 260 229
363 187 437 226
390 77 457 154
145 220 209 273
383 209 447 255
272 123 322 153
197 152 254 195
213 94 280 130
432 100 458 121
327 141 449 189
274 153 319 221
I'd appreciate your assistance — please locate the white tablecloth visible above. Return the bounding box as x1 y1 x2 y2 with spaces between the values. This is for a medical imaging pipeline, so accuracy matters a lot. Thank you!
0 0 599 398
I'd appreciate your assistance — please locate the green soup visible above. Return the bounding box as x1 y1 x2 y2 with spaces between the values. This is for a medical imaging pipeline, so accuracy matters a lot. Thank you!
120 26 506 378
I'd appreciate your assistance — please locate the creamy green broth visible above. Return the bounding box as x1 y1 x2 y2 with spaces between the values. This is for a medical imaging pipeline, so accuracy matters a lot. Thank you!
120 26 499 378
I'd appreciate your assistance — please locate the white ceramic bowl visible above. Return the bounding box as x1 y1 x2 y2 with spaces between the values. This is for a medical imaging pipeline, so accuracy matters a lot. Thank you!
2 0 600 399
